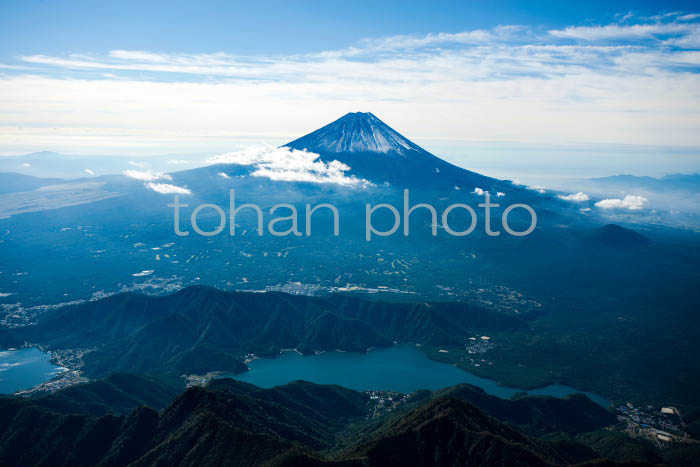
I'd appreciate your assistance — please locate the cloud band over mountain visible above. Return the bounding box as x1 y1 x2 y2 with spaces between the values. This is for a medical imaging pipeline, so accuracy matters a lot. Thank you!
0 12 699 155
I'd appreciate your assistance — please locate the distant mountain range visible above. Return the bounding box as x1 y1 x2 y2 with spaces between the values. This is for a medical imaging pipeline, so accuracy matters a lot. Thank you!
0 151 205 180
587 173 700 194
558 172 700 218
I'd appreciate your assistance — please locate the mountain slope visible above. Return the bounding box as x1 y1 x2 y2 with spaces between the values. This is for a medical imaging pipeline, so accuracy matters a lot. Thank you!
14 286 522 379
0 379 643 467
287 112 423 155
584 224 651 249
433 384 616 436
285 112 498 189
348 398 570 466
16 373 183 416
0 173 64 194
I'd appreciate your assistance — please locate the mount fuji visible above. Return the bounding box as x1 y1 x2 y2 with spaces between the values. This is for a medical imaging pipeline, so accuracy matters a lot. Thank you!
285 112 499 190
288 112 423 155
0 110 674 311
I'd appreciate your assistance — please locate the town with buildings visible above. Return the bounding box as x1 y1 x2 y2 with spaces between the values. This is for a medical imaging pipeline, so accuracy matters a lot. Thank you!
15 347 90 396
615 402 693 447
366 390 412 419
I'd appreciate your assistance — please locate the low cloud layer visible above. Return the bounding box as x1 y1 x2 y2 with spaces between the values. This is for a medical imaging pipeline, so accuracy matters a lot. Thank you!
145 182 191 194
595 195 648 210
558 192 590 202
207 147 369 186
132 270 154 277
123 170 172 181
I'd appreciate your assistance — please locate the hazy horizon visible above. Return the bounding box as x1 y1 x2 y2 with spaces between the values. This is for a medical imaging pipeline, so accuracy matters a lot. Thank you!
2 2 700 184
2 136 697 187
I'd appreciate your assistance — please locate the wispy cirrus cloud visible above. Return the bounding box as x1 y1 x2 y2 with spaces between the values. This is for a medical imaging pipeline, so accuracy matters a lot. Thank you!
548 11 700 47
548 22 694 40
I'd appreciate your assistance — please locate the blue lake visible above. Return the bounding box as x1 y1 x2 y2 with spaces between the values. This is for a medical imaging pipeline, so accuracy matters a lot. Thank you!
0 348 63 394
232 345 610 407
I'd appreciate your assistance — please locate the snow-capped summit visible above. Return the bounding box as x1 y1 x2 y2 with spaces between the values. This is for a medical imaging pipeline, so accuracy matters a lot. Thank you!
283 111 499 190
286 112 423 155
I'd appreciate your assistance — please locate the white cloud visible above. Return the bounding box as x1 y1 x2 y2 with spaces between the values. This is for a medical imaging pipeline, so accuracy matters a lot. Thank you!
123 169 172 181
145 182 191 194
132 270 154 277
20 162 31 168
496 192 506 197
2 15 700 154
218 172 231 179
84 168 95 175
548 22 694 41
207 147 270 166
168 159 189 164
207 146 369 186
558 191 590 202
128 160 148 168
595 194 648 210
472 187 486 195
530 185 546 194
353 29 497 51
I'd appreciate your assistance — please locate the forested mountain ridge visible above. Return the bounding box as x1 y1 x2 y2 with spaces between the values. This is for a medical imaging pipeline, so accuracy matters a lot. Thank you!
11 286 522 379
0 377 654 467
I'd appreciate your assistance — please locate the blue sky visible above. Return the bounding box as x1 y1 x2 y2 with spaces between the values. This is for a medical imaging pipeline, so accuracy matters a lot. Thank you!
1 0 699 181
2 0 698 55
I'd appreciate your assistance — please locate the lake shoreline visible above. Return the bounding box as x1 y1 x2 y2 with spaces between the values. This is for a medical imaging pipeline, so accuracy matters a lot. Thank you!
226 343 612 408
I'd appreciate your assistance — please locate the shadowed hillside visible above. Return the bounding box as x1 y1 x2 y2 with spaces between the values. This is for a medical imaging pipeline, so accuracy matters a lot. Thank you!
13 286 522 379
0 377 652 467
